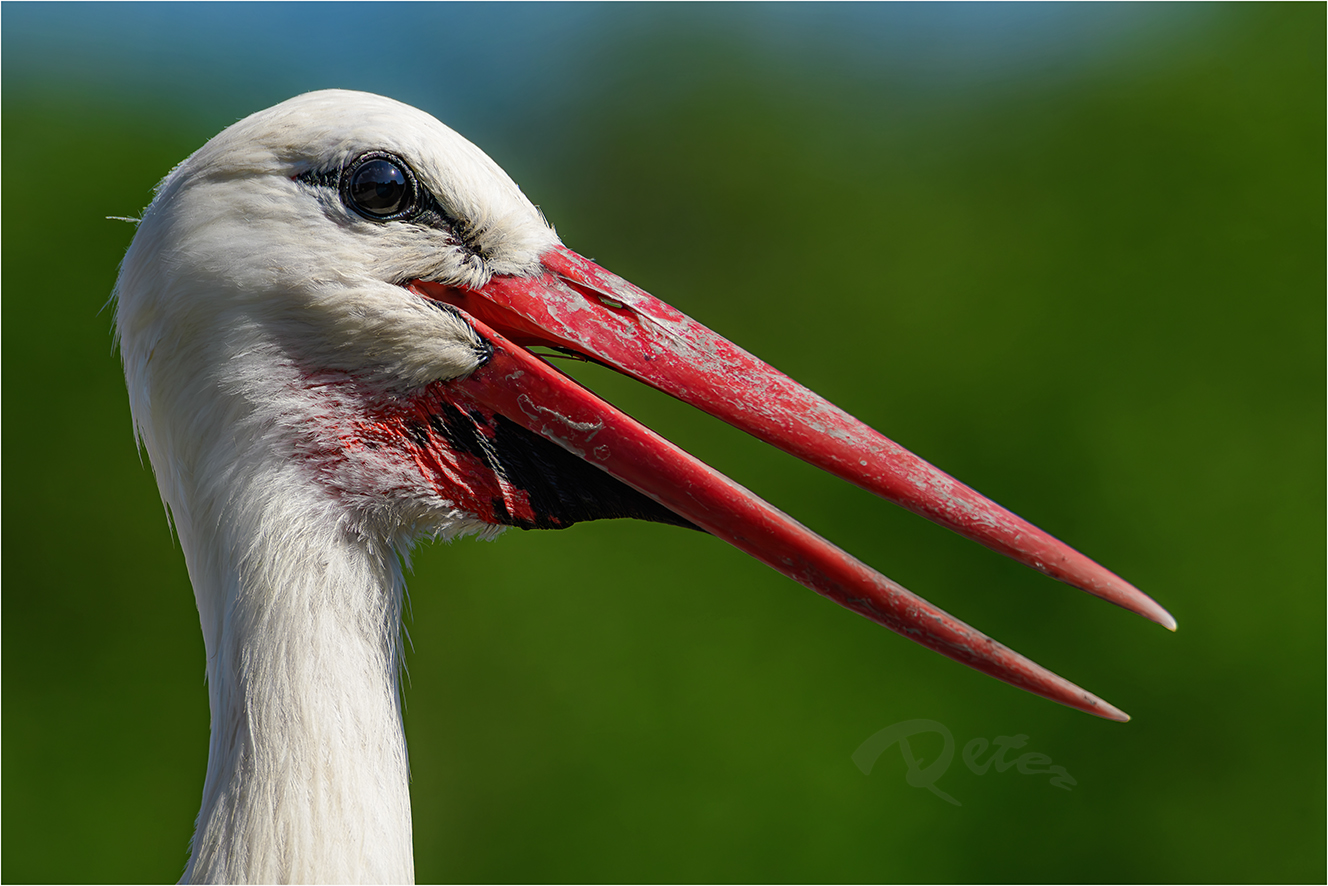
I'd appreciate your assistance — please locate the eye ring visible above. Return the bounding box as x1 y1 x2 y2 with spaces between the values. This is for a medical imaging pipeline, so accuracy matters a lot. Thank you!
341 151 418 221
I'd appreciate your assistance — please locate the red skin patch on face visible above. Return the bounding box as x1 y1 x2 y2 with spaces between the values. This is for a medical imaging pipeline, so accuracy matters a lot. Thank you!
298 373 543 528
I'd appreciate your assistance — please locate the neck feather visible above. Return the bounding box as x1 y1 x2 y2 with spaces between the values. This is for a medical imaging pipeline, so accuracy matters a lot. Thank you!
178 462 414 884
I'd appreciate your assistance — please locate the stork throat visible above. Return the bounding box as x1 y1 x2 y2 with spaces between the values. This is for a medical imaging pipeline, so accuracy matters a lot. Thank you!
313 374 695 533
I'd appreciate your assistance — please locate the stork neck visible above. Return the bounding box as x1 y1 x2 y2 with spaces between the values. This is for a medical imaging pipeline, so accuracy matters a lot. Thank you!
180 475 414 884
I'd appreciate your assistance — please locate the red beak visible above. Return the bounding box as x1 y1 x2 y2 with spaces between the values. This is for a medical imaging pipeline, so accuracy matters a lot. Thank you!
411 245 1174 721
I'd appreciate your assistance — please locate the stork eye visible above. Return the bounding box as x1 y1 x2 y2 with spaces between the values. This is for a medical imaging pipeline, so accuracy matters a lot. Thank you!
344 154 416 220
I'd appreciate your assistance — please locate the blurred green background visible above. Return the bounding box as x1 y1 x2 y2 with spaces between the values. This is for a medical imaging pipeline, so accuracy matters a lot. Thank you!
3 3 1322 882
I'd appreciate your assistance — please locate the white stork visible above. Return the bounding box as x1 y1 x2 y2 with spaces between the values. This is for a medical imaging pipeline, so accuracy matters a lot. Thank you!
114 90 1174 884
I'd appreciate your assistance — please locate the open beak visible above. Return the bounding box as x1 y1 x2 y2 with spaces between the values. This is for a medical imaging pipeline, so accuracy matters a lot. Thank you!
410 245 1174 721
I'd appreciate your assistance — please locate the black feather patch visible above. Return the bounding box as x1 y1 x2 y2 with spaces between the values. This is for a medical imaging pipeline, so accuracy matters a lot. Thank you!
425 398 698 532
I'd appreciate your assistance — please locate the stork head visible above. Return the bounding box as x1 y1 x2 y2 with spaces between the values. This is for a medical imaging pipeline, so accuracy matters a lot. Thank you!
116 91 552 391
115 89 1172 721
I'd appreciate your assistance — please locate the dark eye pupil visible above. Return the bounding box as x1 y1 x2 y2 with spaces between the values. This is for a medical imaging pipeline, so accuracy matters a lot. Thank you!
349 158 410 217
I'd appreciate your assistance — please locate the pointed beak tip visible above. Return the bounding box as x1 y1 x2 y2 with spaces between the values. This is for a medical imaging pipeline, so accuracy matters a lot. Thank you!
1074 688 1129 722
1136 595 1178 632
1103 704 1132 723
1100 573 1176 632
